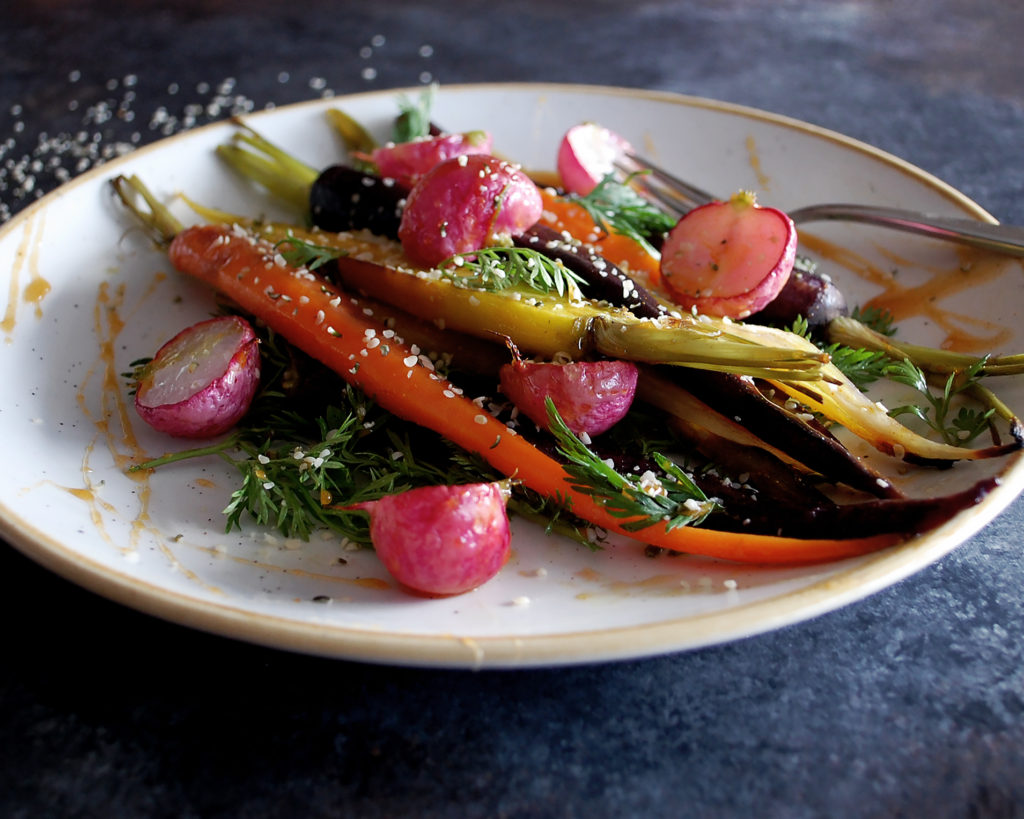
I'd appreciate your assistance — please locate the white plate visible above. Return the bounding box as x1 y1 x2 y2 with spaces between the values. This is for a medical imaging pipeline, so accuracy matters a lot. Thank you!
2 83 1022 668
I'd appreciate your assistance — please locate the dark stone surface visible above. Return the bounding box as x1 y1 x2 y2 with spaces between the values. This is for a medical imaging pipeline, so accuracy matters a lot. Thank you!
2 1 1024 816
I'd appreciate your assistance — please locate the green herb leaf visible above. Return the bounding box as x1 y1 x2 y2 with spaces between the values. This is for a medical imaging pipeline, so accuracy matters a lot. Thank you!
786 316 891 389
826 346 893 390
274 236 347 271
568 173 677 254
440 246 588 297
886 357 995 446
545 397 716 532
851 304 897 337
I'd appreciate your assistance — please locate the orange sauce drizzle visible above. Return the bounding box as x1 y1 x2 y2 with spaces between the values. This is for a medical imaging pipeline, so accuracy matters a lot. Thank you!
800 232 1018 353
2 212 52 341
2 215 35 339
745 135 772 192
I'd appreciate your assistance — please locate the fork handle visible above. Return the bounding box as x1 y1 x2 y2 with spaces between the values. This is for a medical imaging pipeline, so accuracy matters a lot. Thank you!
787 203 1024 257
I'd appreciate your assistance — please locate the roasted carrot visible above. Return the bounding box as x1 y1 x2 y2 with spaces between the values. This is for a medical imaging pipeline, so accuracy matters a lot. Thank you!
537 188 665 291
167 222 904 563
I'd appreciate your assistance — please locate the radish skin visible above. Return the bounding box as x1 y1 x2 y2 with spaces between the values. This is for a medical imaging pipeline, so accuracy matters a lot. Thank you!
355 482 512 595
500 357 639 437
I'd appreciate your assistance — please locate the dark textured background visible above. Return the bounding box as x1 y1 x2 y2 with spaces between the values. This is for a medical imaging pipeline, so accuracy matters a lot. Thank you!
3 1 1024 816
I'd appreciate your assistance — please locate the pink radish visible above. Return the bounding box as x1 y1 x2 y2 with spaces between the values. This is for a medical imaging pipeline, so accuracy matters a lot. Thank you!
500 351 639 437
557 123 634 195
660 191 797 320
369 131 493 188
355 482 512 596
398 154 543 267
134 315 260 438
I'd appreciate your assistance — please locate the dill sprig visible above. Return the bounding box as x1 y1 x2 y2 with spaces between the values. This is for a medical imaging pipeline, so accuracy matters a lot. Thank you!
440 246 587 297
568 173 677 253
545 397 716 532
274 235 347 271
270 233 589 300
886 357 995 446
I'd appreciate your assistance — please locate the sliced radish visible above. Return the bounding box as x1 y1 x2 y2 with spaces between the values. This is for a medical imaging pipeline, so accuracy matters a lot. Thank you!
369 130 493 188
500 352 638 437
557 123 634 195
355 482 512 596
398 154 543 267
660 191 797 320
134 315 260 438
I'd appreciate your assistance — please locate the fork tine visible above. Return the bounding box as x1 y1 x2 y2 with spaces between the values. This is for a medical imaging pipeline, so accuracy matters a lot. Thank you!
623 153 718 210
617 167 691 218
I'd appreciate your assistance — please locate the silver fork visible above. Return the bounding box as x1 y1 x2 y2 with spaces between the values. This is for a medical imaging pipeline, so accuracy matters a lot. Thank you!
621 153 1024 258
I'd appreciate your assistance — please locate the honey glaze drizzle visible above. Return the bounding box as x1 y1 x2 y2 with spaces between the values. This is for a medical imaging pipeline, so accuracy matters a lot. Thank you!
799 232 1018 352
1 211 52 342
22 210 51 317
3 214 36 339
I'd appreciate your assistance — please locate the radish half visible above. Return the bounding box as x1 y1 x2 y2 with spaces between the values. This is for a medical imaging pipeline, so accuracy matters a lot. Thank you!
557 123 634 195
134 315 261 438
660 191 797 319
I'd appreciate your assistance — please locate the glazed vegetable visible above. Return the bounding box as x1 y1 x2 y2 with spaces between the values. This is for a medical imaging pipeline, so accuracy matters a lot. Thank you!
352 481 511 595
211 131 1018 465
310 165 405 238
638 367 903 499
398 154 544 266
514 223 666 318
154 217 902 563
213 122 1021 465
365 130 493 188
132 315 260 438
499 345 639 437
557 123 634 195
660 191 798 319
110 86 1024 572
536 186 665 285
750 263 848 330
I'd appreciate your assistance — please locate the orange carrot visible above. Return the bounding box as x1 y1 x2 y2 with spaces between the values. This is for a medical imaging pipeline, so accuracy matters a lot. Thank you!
538 188 666 292
168 223 903 563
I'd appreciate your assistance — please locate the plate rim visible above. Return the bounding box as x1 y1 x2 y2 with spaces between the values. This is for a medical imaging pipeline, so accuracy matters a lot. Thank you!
0 81 1017 668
